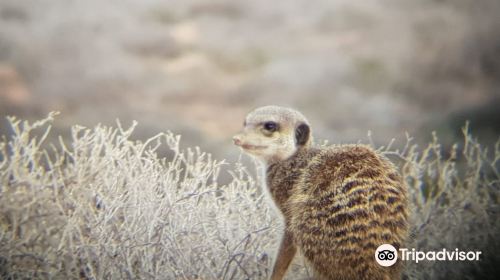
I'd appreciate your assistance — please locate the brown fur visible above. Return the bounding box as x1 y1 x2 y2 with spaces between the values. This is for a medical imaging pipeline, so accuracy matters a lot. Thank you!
234 106 408 280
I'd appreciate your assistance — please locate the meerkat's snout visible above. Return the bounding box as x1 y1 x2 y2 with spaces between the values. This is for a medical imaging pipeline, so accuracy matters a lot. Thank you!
232 130 268 151
232 135 242 146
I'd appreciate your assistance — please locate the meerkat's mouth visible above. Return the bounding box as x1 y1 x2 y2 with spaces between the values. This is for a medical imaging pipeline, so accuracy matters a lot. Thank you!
241 143 267 150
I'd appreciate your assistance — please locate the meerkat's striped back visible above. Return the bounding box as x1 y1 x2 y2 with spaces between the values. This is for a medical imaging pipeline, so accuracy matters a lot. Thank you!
288 145 408 280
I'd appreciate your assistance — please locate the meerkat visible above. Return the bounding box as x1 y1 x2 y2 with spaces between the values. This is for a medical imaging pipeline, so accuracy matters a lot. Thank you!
233 106 408 280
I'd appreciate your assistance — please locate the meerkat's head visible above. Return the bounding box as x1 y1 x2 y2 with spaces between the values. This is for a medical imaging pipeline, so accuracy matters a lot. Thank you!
233 106 312 163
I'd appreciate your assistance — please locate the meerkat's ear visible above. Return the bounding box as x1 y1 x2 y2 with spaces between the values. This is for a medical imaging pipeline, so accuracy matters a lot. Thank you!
295 123 310 146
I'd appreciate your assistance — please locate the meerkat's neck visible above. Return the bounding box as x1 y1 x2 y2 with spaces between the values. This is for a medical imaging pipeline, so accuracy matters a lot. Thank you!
264 147 319 217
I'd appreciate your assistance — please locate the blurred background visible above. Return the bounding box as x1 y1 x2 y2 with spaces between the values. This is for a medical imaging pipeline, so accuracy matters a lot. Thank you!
1 0 499 163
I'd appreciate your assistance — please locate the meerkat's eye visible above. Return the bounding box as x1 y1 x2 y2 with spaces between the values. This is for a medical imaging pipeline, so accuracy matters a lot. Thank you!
263 121 278 132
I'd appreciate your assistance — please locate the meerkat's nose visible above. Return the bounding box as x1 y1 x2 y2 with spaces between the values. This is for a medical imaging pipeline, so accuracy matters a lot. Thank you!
233 135 242 146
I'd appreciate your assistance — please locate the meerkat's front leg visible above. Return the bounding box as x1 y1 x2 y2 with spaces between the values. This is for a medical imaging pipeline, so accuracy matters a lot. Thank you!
270 230 296 280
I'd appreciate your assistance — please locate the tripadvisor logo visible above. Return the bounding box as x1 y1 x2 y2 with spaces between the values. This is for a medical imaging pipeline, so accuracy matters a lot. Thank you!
375 244 482 266
375 244 398 266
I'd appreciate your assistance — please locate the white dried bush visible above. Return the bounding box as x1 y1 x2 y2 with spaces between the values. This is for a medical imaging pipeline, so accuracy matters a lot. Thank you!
0 114 285 280
0 115 498 280
387 128 500 279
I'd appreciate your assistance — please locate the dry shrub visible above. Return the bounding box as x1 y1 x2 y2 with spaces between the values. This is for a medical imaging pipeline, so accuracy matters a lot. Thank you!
379 125 499 279
0 115 498 279
0 113 283 279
